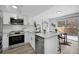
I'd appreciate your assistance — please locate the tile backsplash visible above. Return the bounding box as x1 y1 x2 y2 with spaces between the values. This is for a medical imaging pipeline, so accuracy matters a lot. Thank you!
3 24 35 33
3 25 24 33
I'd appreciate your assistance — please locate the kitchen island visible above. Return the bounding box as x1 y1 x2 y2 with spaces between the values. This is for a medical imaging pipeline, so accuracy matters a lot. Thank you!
35 32 59 54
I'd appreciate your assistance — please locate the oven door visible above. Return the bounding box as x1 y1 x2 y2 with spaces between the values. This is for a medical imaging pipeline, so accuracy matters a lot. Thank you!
9 35 24 46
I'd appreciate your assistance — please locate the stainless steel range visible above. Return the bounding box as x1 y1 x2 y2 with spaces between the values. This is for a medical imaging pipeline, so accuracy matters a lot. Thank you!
9 31 24 48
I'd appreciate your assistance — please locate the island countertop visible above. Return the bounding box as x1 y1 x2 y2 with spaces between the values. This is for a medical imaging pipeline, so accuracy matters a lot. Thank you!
35 32 58 39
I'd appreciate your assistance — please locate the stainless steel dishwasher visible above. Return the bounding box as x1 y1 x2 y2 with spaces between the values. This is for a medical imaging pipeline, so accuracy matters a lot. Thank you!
35 35 44 54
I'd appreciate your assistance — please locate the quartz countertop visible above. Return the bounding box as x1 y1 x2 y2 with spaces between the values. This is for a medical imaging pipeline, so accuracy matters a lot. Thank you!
36 32 58 39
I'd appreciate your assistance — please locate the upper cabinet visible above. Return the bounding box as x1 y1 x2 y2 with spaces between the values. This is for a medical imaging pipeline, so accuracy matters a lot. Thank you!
3 12 24 25
3 12 17 24
23 16 29 25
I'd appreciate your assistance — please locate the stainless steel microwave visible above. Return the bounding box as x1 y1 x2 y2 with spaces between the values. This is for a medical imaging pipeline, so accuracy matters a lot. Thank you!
10 17 24 25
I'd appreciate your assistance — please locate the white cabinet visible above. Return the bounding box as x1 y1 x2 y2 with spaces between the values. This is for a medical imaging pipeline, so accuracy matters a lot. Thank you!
35 33 59 54
28 32 35 50
2 33 9 51
29 33 35 50
25 31 35 50
3 12 17 24
24 32 30 43
24 16 29 25
44 35 58 54
3 13 10 24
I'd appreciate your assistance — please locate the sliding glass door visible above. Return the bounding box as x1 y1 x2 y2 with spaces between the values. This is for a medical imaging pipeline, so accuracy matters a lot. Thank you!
57 16 79 41
66 19 78 36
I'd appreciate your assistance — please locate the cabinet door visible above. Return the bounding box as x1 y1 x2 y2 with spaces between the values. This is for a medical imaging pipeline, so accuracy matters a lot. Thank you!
2 34 9 50
29 33 35 50
25 32 30 43
25 32 35 50
3 12 17 24
3 13 10 24
45 36 58 54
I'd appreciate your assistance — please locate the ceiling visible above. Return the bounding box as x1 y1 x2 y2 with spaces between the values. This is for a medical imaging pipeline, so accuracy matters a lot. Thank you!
0 5 79 18
0 5 53 17
32 5 79 19
22 5 53 17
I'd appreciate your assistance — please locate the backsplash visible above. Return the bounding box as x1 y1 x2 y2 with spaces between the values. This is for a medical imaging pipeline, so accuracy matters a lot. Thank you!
3 25 35 33
3 25 24 33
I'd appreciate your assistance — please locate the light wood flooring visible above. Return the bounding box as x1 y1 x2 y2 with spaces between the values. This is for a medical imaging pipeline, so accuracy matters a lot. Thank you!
2 43 35 54
2 40 79 54
61 40 79 54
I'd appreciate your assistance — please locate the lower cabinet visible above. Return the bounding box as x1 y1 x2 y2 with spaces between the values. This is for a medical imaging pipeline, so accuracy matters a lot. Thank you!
25 32 35 50
29 32 35 50
35 35 58 54
2 33 8 51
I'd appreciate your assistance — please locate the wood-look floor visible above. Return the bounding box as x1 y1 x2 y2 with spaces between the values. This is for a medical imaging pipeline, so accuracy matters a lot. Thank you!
3 43 35 54
2 40 79 54
61 40 79 54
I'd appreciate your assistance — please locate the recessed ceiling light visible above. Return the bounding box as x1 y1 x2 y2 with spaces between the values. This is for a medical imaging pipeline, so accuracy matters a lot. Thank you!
12 5 17 9
57 11 62 14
